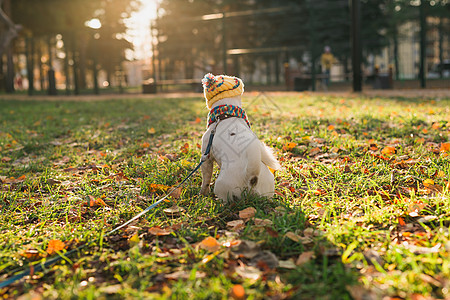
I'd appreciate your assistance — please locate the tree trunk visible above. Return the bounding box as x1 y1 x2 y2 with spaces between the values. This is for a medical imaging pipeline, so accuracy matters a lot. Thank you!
393 27 399 80
78 35 88 89
26 37 34 95
438 17 443 78
0 0 21 57
37 40 45 90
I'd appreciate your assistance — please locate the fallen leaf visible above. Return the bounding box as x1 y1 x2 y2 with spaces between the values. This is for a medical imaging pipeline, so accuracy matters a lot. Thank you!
47 239 65 255
282 142 297 151
199 236 221 252
1 157 11 162
141 142 150 148
235 265 261 281
423 179 434 187
163 205 185 217
230 284 245 300
327 124 335 130
253 218 273 227
148 127 156 134
381 146 396 155
285 232 302 242
88 195 107 207
128 233 140 247
20 248 41 259
296 251 314 265
148 226 173 236
309 147 321 156
226 220 245 231
99 284 122 294
165 270 206 280
278 259 297 269
239 207 256 220
168 187 182 199
439 142 450 153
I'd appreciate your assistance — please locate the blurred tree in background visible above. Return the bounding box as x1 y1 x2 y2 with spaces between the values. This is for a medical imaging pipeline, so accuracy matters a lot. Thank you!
1 0 139 93
154 0 449 83
0 0 448 93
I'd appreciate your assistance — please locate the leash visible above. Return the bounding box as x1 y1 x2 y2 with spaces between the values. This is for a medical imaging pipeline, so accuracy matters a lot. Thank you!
0 121 220 289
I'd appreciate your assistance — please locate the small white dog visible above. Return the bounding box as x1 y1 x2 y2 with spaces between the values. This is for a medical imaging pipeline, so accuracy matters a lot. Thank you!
199 73 281 202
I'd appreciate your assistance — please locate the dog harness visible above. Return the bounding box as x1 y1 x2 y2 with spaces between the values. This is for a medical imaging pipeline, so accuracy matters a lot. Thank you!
207 104 251 128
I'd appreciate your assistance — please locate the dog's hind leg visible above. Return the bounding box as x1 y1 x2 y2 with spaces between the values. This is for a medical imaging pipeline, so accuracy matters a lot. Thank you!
245 142 261 190
200 158 213 195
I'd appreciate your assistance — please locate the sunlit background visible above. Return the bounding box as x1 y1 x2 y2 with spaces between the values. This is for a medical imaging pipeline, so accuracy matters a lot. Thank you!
124 0 158 60
1 0 449 95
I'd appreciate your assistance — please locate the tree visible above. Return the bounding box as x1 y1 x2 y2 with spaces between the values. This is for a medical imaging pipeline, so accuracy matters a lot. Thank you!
0 0 21 57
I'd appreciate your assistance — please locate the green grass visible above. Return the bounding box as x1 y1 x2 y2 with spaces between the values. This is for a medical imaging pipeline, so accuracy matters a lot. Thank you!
0 94 449 299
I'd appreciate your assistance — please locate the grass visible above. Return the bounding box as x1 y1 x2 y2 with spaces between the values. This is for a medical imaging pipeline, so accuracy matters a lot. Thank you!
0 93 449 299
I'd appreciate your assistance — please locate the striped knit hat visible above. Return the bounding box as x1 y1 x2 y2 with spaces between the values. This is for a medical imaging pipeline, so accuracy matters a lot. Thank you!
202 73 244 109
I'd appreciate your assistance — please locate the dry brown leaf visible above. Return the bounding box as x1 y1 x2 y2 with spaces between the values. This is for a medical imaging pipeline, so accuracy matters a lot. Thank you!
239 207 256 219
278 259 297 269
253 218 273 226
168 187 182 199
163 205 185 217
296 251 314 265
165 270 206 280
285 232 302 242
235 265 261 281
309 147 321 156
226 220 245 231
148 226 173 236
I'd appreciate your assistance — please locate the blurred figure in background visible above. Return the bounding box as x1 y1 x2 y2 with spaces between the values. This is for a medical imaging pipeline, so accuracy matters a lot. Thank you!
320 46 336 90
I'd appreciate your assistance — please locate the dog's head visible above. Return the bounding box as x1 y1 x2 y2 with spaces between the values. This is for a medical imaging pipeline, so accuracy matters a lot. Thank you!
202 73 244 109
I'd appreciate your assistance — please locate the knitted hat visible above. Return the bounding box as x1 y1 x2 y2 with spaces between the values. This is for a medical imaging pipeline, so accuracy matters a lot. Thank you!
202 73 244 108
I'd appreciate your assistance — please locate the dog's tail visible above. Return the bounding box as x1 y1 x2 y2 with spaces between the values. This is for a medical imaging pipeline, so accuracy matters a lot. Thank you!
261 142 281 171
246 142 281 189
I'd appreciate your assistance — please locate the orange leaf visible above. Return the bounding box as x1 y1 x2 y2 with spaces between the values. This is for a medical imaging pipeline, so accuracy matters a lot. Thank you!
141 142 150 148
47 239 65 255
423 179 434 187
432 122 441 130
88 195 107 207
20 248 41 259
327 124 335 130
195 117 202 124
282 142 297 151
148 127 156 134
440 142 450 153
398 217 406 226
230 284 245 300
199 236 221 252
381 146 396 155
309 147 321 156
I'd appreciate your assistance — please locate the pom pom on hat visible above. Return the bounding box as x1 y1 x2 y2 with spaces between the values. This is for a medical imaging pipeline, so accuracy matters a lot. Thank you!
202 73 244 109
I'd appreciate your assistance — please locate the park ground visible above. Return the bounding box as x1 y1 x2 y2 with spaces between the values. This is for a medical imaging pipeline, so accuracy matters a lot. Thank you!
0 89 450 299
